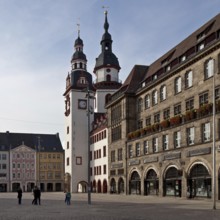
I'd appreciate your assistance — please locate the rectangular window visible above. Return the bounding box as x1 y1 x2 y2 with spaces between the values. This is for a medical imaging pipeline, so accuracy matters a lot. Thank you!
103 165 106 174
67 141 69 149
135 143 140 157
145 117 151 126
1 154 6 160
174 104 181 115
202 122 211 142
137 120 143 129
187 127 195 145
175 77 182 94
76 157 82 165
128 145 133 158
67 157 69 166
163 108 170 120
118 148 123 161
152 137 158 153
174 131 181 148
186 98 194 111
199 92 209 106
111 150 115 162
185 70 193 88
143 140 149 154
103 146 106 157
154 112 160 123
162 135 169 151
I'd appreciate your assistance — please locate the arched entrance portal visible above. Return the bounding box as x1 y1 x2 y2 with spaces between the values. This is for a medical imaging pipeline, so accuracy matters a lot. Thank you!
164 167 182 197
97 180 101 193
103 179 107 193
118 177 124 194
187 164 211 198
129 171 141 195
110 178 116 194
144 169 159 196
78 181 87 193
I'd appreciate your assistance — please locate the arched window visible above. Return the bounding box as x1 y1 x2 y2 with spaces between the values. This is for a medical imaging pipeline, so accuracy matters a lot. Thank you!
204 58 214 79
106 74 111 82
144 94 150 109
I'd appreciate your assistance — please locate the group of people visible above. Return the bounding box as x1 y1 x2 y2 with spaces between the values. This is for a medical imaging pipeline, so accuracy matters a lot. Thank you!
17 186 41 205
17 187 72 205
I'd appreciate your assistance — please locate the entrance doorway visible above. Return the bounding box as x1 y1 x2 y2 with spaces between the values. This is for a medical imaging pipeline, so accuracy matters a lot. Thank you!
187 164 211 198
144 169 159 196
129 171 141 195
164 167 182 197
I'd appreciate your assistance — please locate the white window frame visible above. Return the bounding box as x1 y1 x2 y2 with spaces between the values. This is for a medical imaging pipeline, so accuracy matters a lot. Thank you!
145 94 150 109
205 59 214 79
143 140 149 154
163 135 169 151
203 122 210 142
187 127 195 145
185 70 193 88
175 77 182 94
152 90 158 105
152 137 158 153
174 131 181 148
160 85 166 101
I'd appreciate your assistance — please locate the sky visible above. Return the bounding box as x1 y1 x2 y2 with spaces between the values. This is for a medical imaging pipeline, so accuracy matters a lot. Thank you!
0 0 219 145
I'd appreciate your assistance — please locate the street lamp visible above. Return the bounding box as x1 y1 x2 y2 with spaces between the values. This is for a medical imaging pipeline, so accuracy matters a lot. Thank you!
85 86 94 205
212 67 216 210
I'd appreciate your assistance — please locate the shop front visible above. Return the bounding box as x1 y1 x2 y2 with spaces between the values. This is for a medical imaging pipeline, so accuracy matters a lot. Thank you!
187 163 211 198
144 169 159 196
164 167 182 197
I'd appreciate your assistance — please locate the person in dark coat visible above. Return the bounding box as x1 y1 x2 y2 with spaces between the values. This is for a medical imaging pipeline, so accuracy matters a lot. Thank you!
36 187 41 205
17 187 22 205
32 186 38 205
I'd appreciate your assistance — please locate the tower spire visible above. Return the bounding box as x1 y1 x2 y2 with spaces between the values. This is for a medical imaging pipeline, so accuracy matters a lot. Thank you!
77 19 80 37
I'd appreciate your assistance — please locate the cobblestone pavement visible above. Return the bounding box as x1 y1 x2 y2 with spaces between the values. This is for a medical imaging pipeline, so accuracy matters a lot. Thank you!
0 192 220 220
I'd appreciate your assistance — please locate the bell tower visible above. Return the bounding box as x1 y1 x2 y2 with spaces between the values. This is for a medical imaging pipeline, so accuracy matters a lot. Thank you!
64 26 94 193
93 10 122 112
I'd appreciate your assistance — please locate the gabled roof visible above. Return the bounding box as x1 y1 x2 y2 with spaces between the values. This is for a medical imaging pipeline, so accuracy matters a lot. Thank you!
0 132 63 152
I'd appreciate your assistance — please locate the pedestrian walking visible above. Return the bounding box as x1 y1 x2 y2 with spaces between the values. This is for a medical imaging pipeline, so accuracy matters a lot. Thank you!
36 187 41 205
65 192 71 205
17 187 22 205
32 186 38 205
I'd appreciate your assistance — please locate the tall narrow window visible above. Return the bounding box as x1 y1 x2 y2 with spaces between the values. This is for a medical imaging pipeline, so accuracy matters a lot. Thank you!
174 104 181 115
128 145 133 158
204 58 214 79
137 98 143 113
175 76 182 94
174 131 181 148
186 98 194 111
143 140 149 154
199 92 209 106
152 90 158 106
145 94 150 109
160 85 167 101
187 127 195 145
185 70 193 88
162 135 169 151
202 122 210 142
152 137 158 153
135 143 141 157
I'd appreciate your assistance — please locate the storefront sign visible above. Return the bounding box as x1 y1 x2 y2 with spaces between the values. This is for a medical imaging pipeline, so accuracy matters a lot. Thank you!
143 156 158 164
128 159 140 166
187 147 211 157
111 163 123 169
164 152 181 160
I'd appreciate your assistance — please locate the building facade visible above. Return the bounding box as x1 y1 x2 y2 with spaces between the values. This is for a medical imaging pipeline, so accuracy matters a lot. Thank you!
90 113 108 193
0 132 64 192
107 13 220 199
64 11 121 193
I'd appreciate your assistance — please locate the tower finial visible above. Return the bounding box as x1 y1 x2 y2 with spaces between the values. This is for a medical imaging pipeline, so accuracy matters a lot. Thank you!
102 6 109 32
77 18 80 37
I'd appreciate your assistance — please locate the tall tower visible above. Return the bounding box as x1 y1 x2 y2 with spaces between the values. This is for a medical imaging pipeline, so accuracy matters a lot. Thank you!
64 29 94 193
93 11 122 112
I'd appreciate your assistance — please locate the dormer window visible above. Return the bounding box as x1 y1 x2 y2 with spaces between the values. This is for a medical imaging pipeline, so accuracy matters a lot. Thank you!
198 43 205 51
153 74 157 80
181 55 186 62
166 65 171 72
79 77 86 84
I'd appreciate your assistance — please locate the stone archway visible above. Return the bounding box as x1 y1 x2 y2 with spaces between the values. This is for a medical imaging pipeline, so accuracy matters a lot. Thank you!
129 171 141 195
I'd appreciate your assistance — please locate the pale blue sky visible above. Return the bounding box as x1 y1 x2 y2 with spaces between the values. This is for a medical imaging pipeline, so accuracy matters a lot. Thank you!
0 0 219 144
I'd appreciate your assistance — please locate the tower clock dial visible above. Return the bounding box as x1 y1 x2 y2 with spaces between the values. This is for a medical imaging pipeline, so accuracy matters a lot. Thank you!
78 99 87 109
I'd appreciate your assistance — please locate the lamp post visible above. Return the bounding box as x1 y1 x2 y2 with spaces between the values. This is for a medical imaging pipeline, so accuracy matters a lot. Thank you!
212 68 216 210
85 86 94 205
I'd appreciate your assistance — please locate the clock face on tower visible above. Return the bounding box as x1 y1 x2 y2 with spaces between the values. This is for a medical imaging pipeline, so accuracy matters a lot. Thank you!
78 99 87 109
